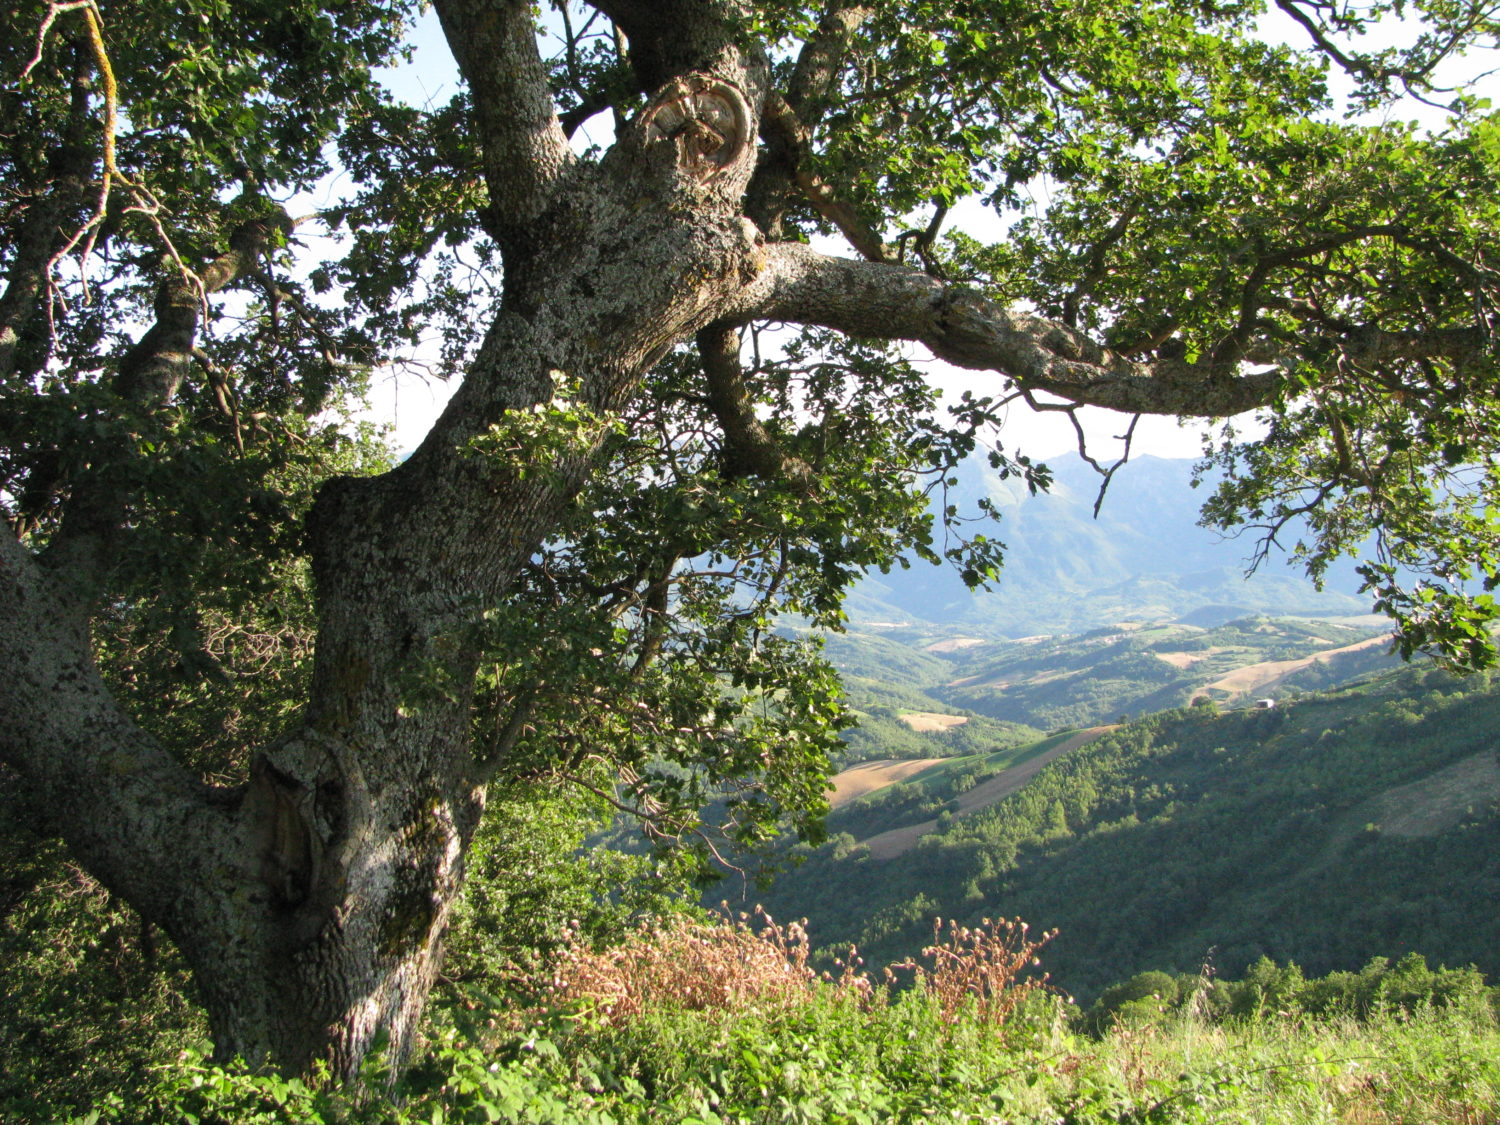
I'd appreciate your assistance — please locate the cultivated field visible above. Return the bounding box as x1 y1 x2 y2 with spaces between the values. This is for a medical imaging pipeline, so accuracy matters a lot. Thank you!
1205 633 1392 697
896 710 970 732
859 726 1118 859
828 758 949 807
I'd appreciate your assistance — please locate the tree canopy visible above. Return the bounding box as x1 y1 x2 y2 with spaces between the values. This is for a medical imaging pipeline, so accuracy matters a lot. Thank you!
3 0 1500 1081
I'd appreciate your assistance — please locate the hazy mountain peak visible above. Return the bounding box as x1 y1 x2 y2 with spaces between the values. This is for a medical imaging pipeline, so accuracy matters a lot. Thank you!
852 453 1369 636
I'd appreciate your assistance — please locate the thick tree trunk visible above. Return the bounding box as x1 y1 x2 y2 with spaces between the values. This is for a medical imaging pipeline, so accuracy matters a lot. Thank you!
163 150 772 1076
1 11 773 1076
181 730 480 1076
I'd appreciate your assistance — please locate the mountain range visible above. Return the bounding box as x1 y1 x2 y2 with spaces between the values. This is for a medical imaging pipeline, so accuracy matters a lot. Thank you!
848 452 1374 635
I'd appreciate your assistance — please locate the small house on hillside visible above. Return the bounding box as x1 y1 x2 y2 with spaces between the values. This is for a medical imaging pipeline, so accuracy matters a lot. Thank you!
1253 698 1276 709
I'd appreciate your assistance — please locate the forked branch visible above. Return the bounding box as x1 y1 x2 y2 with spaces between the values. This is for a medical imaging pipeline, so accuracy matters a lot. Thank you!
588 0 747 90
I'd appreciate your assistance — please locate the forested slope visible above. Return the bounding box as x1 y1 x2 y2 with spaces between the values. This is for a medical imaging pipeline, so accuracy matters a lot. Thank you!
756 663 1500 1002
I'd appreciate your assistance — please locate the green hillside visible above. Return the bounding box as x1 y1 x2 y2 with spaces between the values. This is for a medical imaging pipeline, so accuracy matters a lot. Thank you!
756 662 1500 1003
809 628 1046 762
816 614 1398 763
823 732 1088 840
834 703 1044 763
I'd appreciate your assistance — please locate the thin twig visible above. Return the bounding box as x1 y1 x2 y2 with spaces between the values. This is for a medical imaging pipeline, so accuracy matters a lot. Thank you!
19 0 94 81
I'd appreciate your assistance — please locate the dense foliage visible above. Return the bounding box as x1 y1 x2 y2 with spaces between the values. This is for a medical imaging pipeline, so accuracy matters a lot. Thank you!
759 661 1500 999
54 920 1500 1123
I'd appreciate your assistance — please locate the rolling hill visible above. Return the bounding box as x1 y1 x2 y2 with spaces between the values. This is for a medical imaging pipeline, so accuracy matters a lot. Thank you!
753 660 1500 1003
820 613 1399 747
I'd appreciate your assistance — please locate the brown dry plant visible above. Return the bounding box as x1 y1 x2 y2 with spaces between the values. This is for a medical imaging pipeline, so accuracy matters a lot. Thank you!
540 908 1051 1034
887 916 1057 1027
543 908 823 1024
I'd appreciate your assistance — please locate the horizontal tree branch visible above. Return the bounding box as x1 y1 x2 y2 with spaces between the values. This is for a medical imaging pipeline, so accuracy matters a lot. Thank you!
730 244 1285 416
729 245 1498 420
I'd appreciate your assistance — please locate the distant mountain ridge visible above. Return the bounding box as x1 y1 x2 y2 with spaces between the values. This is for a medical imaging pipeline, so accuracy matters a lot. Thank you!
850 453 1371 635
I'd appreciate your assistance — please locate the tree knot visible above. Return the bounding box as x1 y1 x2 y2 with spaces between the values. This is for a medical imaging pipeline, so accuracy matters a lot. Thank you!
642 75 753 185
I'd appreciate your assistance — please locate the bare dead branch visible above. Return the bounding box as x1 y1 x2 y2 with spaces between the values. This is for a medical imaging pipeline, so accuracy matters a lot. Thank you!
19 0 94 81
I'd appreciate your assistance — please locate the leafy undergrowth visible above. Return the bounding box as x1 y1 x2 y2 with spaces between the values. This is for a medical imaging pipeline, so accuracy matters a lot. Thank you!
65 912 1500 1125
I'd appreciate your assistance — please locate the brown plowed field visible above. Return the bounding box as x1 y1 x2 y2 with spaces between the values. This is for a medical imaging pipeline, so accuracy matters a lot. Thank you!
860 726 1119 859
827 758 948 808
924 637 988 654
1204 633 1391 698
897 711 970 732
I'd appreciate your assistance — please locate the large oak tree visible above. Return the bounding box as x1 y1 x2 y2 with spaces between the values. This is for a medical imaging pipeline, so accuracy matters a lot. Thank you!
4 0 1500 1079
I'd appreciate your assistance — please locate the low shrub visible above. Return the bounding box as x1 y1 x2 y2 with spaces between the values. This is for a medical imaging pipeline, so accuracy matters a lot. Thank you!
50 916 1500 1124
1084 952 1496 1033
